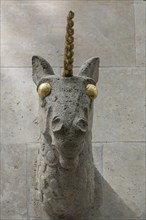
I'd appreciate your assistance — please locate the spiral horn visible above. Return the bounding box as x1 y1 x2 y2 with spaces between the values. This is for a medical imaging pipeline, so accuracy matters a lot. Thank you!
63 11 75 77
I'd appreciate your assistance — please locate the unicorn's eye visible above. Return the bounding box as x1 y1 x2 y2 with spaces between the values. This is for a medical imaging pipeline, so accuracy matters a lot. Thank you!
38 83 51 100
86 84 98 100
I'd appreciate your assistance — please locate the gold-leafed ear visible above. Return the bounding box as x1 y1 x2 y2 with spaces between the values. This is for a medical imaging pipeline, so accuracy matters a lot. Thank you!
38 83 51 100
86 84 98 100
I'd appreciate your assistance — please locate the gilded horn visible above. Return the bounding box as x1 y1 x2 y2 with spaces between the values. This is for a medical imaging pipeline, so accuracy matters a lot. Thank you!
63 11 75 77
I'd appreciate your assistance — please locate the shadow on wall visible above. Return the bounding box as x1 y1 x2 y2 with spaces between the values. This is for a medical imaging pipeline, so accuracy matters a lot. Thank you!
93 169 137 220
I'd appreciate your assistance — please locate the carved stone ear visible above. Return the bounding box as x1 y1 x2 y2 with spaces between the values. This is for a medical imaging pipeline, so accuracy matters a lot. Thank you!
79 57 99 83
32 56 54 85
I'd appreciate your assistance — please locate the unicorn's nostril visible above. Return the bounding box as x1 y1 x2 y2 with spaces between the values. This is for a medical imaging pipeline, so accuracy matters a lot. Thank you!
75 118 88 133
52 116 63 133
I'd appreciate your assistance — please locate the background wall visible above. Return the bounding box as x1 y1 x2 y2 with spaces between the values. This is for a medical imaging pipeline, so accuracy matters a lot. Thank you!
1 0 145 219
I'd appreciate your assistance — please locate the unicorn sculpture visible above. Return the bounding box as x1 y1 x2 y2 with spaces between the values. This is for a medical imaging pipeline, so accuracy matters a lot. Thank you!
32 11 101 220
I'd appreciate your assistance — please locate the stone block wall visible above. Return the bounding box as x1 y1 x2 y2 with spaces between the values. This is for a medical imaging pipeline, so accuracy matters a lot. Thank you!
1 1 145 219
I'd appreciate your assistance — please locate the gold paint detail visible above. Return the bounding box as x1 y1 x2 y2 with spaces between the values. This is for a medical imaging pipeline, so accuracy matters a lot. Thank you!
86 84 98 100
38 83 51 100
63 11 75 77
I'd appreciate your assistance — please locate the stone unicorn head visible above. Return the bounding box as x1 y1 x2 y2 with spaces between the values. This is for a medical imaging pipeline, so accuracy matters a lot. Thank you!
32 11 100 220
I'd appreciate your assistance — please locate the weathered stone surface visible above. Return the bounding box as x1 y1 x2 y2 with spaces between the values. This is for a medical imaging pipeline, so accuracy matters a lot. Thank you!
27 143 103 219
1 144 27 219
31 55 102 219
1 1 135 67
103 142 145 218
134 1 146 66
1 68 60 145
26 144 49 220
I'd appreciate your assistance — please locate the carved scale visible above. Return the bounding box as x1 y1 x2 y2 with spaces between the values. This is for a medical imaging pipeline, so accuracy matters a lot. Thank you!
32 11 100 220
